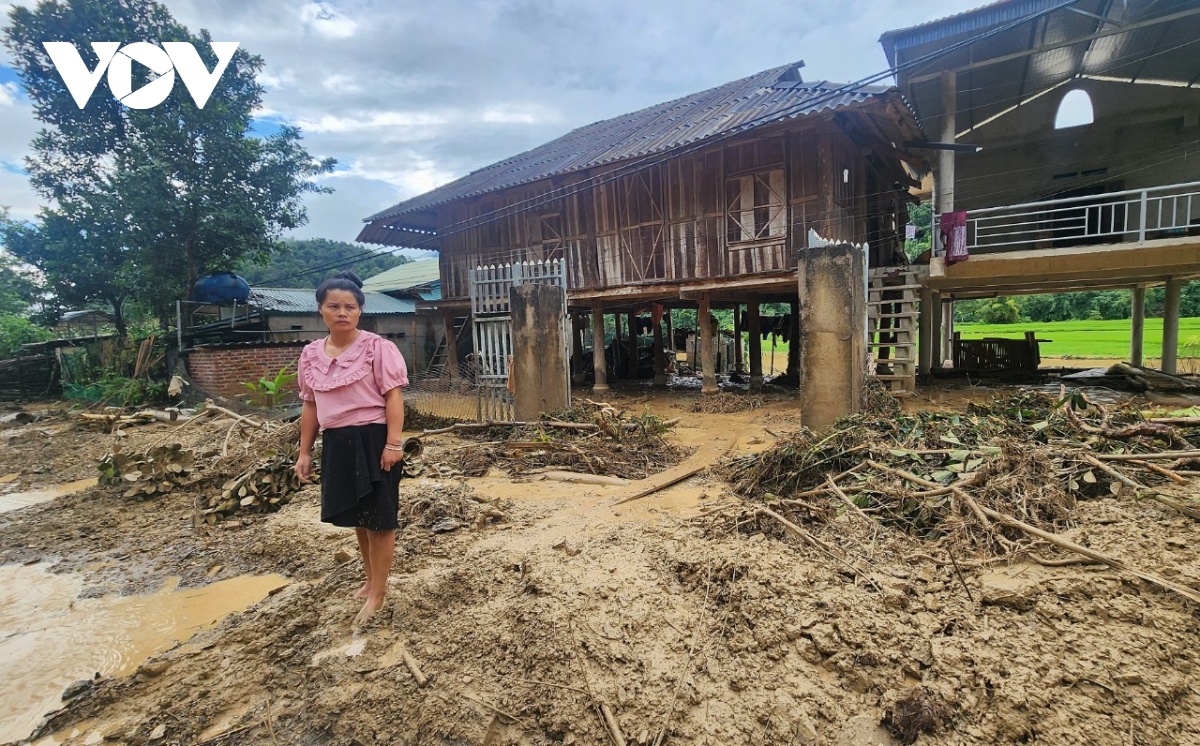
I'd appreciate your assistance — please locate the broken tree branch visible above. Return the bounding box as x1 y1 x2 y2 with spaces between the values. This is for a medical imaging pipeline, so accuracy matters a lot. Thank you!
977 504 1200 604
752 505 883 593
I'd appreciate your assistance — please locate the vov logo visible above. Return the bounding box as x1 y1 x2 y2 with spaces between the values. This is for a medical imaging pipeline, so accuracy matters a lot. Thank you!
42 41 240 110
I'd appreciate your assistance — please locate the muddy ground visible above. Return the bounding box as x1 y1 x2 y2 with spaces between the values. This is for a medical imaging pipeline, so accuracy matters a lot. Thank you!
1 389 1198 746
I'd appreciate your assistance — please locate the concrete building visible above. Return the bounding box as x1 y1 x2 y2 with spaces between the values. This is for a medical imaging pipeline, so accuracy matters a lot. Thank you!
881 0 1200 374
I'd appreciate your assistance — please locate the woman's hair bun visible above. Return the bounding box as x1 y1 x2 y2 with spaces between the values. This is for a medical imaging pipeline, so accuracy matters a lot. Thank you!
334 270 364 288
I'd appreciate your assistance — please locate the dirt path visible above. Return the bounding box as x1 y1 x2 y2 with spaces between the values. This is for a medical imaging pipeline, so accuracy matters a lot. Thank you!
1 396 1197 746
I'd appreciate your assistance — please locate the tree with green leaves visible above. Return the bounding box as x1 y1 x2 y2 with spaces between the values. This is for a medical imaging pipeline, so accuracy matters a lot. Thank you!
1 0 335 333
0 210 44 316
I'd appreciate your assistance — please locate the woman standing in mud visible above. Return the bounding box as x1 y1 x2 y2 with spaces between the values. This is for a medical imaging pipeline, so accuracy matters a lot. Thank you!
294 271 408 626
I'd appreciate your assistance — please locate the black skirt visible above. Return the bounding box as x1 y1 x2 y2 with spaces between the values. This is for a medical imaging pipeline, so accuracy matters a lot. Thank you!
319 423 401 531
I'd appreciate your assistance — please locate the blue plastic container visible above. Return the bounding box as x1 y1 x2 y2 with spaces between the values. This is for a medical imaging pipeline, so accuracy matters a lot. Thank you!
192 273 251 304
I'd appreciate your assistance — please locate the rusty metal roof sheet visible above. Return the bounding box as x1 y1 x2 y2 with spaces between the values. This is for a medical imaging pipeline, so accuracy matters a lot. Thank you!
362 62 895 225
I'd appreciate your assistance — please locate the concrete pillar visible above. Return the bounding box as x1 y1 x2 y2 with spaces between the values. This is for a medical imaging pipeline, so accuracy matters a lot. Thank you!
1130 286 1146 367
936 70 956 218
930 291 944 369
698 296 718 394
941 300 955 367
1162 278 1183 374
626 311 639 378
510 284 569 421
918 287 935 375
748 301 763 390
652 304 667 386
733 304 744 374
786 299 801 382
798 243 866 430
591 305 608 393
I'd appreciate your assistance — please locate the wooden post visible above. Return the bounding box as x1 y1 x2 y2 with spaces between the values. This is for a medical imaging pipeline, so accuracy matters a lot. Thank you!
571 314 585 384
652 304 667 387
1130 286 1146 368
626 311 639 379
441 309 459 380
733 304 744 375
613 310 624 378
592 305 608 393
786 299 800 383
665 309 675 366
1162 278 1183 374
748 301 763 390
698 296 717 394
930 291 943 369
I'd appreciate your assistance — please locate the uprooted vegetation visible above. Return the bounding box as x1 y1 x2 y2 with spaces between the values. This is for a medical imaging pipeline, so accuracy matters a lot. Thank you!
713 389 1200 602
415 400 690 480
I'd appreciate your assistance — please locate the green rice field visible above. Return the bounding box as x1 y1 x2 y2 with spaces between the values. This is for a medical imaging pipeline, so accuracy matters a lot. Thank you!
954 317 1200 360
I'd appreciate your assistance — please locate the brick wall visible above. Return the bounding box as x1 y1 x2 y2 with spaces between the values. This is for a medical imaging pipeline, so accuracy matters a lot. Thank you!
184 343 306 402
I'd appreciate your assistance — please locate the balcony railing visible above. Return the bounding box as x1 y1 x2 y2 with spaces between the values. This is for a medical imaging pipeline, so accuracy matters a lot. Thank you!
942 181 1200 255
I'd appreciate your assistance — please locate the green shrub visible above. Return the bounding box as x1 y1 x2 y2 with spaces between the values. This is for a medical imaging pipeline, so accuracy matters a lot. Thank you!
0 315 54 358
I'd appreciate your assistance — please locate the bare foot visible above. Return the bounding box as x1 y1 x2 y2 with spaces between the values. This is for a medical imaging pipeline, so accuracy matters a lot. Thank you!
354 582 369 599
352 594 385 628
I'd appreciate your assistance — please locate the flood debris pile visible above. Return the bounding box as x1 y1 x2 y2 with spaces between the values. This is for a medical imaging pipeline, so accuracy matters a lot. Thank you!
398 480 510 534
94 403 308 523
419 401 688 480
690 392 764 414
714 390 1200 601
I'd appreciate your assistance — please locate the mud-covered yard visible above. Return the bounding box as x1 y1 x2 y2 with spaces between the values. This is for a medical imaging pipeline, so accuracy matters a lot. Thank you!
0 388 1197 746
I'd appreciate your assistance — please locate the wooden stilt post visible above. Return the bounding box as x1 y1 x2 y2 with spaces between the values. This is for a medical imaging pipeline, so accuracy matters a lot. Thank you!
626 311 639 379
592 305 608 393
786 299 800 385
748 301 762 390
571 314 585 384
699 296 717 394
733 303 744 375
652 304 667 387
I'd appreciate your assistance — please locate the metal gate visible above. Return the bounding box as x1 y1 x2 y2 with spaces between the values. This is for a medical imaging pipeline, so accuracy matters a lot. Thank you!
468 259 569 421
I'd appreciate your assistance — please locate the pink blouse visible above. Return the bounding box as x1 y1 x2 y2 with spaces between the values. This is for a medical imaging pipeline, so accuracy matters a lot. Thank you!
297 331 409 430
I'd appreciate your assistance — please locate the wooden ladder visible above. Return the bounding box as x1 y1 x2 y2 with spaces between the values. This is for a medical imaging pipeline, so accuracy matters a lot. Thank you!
867 267 923 392
423 315 469 379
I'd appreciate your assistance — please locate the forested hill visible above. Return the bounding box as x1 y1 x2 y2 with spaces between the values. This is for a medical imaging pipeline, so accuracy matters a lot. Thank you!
239 239 408 288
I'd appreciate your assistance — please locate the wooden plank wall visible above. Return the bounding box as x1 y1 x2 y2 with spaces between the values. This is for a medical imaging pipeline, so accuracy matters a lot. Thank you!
438 123 879 299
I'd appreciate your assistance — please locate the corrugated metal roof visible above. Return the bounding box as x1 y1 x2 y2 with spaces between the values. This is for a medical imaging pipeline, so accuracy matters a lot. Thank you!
249 288 416 315
880 0 1078 61
362 63 896 225
361 259 441 293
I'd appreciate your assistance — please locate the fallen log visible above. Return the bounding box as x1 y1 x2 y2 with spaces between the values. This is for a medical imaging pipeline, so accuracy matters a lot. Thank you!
541 471 630 487
397 645 428 687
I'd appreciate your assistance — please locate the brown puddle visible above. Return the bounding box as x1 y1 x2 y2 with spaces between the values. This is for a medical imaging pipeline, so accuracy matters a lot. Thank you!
0 564 287 744
0 478 99 514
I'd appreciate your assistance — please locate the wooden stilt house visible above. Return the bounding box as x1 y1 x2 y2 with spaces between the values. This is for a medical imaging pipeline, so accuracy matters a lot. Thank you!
357 61 926 392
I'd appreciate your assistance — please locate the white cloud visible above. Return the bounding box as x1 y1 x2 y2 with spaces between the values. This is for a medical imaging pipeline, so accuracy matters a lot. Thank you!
0 82 19 106
295 110 450 134
300 1 358 40
480 103 563 126
325 157 457 195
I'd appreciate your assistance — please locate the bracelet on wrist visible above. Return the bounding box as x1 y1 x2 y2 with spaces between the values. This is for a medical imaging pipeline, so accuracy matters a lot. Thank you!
384 444 405 452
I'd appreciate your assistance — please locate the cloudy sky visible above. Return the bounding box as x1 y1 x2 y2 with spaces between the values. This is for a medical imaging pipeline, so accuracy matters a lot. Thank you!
0 0 983 253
